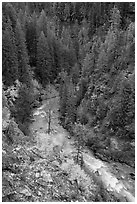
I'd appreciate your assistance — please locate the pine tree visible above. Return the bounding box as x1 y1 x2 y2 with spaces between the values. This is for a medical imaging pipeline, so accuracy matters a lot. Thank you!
81 36 101 83
64 3 71 22
3 3 17 30
25 12 37 66
17 8 27 34
37 9 48 37
46 26 57 80
14 84 34 131
36 31 52 86
59 74 77 126
59 71 68 122
78 18 90 63
65 78 77 125
70 20 80 61
95 7 122 82
15 19 31 86
2 19 18 86
70 63 80 85
61 26 71 47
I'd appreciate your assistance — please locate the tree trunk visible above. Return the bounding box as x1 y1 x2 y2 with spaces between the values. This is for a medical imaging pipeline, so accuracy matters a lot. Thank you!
48 108 51 134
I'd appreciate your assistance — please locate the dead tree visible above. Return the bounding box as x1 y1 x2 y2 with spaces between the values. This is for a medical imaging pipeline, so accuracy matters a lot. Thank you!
47 82 53 134
47 107 51 134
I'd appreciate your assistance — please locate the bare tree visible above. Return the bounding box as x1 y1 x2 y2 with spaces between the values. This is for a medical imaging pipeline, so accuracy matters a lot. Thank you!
47 106 52 134
47 82 53 134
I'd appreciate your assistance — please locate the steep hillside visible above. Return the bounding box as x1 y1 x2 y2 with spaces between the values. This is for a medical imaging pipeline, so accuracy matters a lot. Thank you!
59 7 135 168
2 2 135 202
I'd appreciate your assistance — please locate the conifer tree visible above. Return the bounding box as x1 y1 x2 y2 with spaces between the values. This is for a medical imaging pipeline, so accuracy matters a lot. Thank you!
17 8 27 34
59 71 77 126
96 6 122 77
37 9 48 37
59 71 68 122
70 63 80 85
78 18 90 63
81 36 101 83
25 12 37 66
65 78 77 125
15 19 31 86
2 19 18 86
61 26 71 47
3 3 17 30
13 83 34 133
36 31 52 86
70 20 79 60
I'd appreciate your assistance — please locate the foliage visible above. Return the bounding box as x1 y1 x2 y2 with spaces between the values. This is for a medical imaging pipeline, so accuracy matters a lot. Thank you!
2 2 135 201
2 90 31 201
58 6 135 167
25 12 37 66
13 84 34 134
4 80 36 136
37 9 48 37
15 19 31 86
2 19 18 86
36 31 52 85
59 72 77 126
3 2 17 30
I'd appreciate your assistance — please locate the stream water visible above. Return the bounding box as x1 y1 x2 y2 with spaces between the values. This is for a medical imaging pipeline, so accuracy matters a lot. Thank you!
29 86 135 202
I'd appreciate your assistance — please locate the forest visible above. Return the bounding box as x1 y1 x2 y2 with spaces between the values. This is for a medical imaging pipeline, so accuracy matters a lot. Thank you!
2 2 135 202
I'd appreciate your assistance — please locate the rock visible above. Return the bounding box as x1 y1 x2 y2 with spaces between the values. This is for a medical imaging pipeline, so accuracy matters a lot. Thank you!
38 191 42 196
121 175 125 179
20 188 31 197
110 138 119 150
36 172 40 178
52 160 60 167
41 171 53 183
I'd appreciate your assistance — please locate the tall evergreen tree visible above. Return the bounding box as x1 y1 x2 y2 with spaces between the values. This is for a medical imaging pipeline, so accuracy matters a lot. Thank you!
78 18 90 63
46 27 60 81
65 78 77 125
17 8 27 33
3 3 17 31
59 71 68 122
13 83 34 134
2 19 18 86
37 9 48 37
15 19 31 86
25 12 37 66
96 6 122 80
70 20 80 61
36 31 52 86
